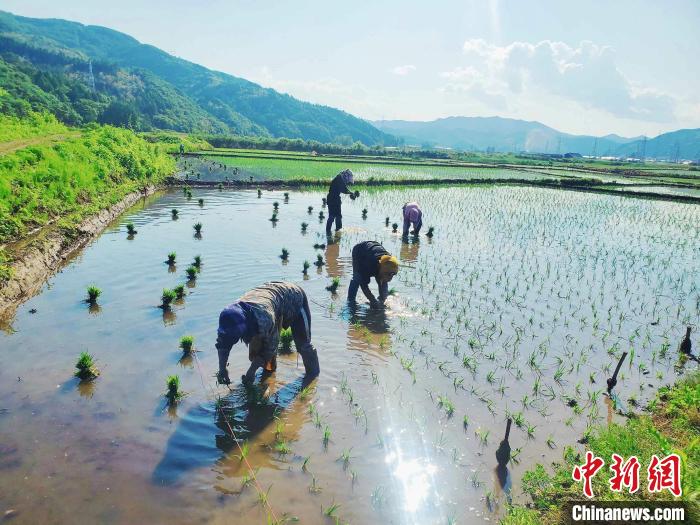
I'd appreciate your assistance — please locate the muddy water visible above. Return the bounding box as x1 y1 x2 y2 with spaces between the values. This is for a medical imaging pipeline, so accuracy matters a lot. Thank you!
1 186 698 524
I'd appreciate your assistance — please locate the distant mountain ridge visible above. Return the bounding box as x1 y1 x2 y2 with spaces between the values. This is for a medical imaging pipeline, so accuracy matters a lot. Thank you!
0 10 395 145
374 116 700 160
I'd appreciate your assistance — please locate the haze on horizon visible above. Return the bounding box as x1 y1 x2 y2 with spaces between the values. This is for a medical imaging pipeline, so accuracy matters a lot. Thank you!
4 0 699 139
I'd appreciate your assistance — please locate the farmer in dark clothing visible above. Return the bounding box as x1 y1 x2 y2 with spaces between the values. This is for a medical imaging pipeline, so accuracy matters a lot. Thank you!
326 169 357 235
215 282 320 385
348 241 399 307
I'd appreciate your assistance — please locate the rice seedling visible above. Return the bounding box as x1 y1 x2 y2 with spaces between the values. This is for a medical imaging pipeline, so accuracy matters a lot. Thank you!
171 209 178 218
179 335 194 354
323 503 340 518
257 485 272 506
193 222 202 234
198 198 204 206
314 254 325 267
361 208 368 219
75 351 99 380
426 226 435 238
323 425 331 447
273 201 279 210
437 395 455 417
126 222 137 235
318 211 325 220
546 435 557 449
337 448 352 469
192 255 202 269
185 266 198 280
257 189 262 197
217 183 223 191
164 374 186 404
299 385 315 401
302 260 310 275
86 285 101 304
526 423 537 438
283 192 289 200
301 222 308 232
392 222 398 233
321 197 327 207
274 440 291 454
270 212 279 223
308 205 313 214
280 247 289 261
279 327 293 354
299 455 311 473
233 440 250 462
185 189 192 199
166 252 176 265
309 477 322 493
161 288 177 309
325 277 340 294
173 284 186 299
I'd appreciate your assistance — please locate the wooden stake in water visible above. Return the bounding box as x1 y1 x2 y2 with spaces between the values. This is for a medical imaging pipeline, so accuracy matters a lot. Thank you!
495 418 512 466
607 352 628 393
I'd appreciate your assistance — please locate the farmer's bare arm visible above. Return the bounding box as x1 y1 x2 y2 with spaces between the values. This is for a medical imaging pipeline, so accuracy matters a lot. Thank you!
360 283 379 306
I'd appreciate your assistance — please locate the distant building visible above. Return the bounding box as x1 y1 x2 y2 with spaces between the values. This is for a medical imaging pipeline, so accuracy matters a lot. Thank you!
564 152 582 158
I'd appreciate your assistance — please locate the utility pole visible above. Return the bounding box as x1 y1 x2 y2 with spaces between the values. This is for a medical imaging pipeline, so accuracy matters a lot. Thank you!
640 136 647 163
591 137 598 158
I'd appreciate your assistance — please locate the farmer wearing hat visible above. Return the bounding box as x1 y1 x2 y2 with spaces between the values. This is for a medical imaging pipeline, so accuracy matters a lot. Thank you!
402 201 423 238
348 241 399 308
326 169 357 235
215 282 320 385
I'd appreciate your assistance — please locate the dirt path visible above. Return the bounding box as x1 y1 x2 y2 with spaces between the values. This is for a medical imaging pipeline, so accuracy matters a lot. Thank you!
0 131 81 155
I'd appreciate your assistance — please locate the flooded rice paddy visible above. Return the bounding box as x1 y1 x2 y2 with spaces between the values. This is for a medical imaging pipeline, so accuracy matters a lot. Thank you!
1 185 698 524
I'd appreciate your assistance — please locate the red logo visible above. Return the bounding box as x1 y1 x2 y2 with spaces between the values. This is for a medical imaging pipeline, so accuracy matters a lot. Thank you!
648 454 682 497
572 451 605 498
609 454 640 493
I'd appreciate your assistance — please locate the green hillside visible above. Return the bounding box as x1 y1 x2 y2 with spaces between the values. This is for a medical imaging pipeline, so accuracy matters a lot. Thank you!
0 10 395 145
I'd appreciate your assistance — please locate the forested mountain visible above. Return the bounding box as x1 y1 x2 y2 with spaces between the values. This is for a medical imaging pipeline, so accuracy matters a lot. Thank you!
374 116 700 160
374 116 639 156
0 10 394 145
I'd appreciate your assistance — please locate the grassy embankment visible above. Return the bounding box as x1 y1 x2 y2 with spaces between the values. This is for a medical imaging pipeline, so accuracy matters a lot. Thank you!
502 370 700 524
0 112 175 282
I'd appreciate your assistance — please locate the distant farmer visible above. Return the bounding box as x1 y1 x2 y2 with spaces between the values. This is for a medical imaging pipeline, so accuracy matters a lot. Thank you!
348 241 399 308
326 169 357 235
215 282 319 385
402 201 423 237
179 143 185 155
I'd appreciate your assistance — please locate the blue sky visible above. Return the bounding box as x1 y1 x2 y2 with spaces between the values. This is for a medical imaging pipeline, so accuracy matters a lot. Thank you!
4 0 699 137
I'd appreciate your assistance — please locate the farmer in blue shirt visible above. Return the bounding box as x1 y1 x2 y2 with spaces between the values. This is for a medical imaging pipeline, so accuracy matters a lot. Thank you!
215 282 319 385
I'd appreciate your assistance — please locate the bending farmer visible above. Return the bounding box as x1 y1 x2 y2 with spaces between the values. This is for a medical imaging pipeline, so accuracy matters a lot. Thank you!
402 201 423 237
348 241 399 308
326 169 357 235
215 281 320 385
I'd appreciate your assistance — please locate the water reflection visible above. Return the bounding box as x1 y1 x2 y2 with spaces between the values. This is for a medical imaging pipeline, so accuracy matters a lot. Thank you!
399 237 421 265
325 233 343 279
162 309 176 326
87 303 102 316
153 377 305 485
77 379 97 398
344 304 392 354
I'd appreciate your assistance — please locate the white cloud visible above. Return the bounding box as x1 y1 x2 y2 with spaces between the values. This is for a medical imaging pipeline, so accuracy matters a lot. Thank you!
446 38 678 123
391 64 416 76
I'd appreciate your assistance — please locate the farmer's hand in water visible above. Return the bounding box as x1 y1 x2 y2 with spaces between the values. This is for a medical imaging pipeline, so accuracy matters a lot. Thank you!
217 369 231 385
